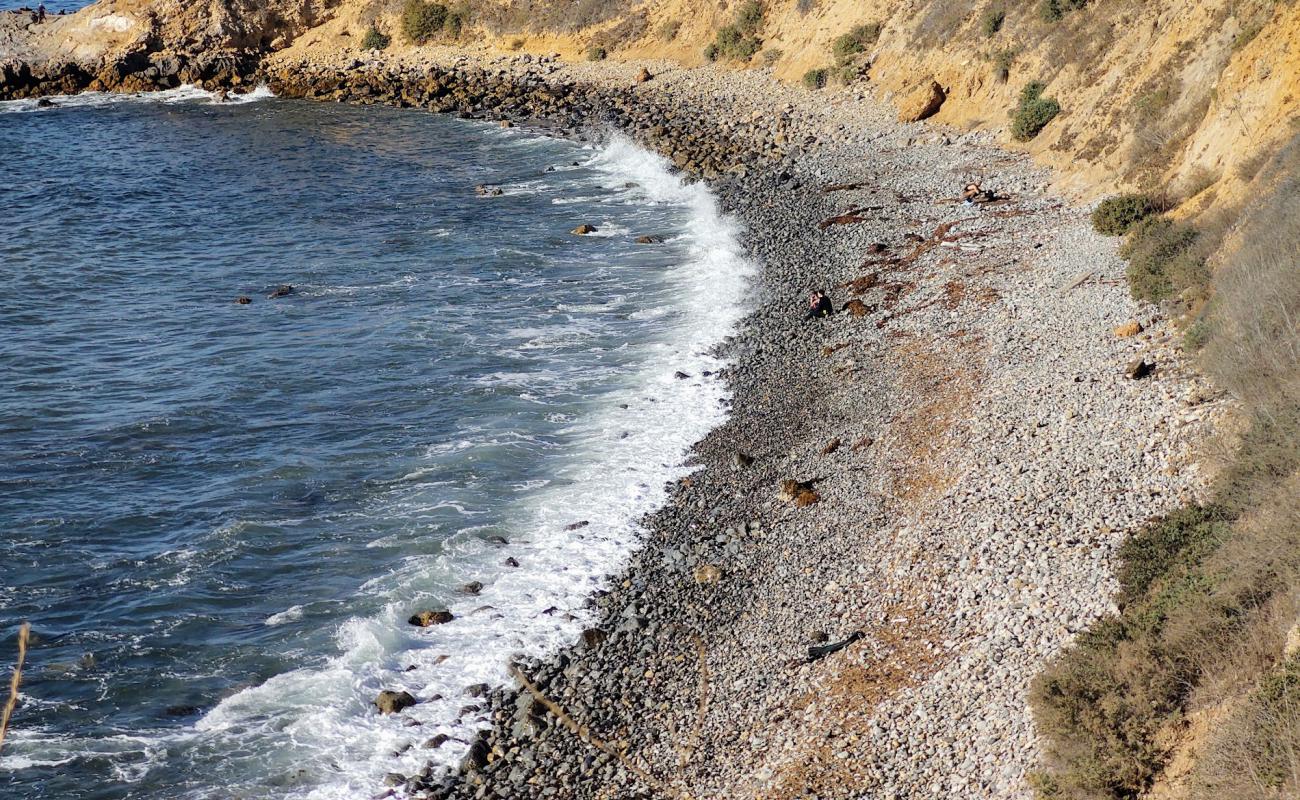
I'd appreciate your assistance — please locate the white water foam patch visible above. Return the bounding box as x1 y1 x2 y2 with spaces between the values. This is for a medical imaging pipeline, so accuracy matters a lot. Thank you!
151 134 754 800
0 84 274 114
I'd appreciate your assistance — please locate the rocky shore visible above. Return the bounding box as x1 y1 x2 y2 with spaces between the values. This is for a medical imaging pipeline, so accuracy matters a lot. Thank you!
3 30 1222 799
254 53 1219 799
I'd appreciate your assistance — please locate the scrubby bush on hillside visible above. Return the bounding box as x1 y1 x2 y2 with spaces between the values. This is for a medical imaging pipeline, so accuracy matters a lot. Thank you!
992 48 1015 82
401 0 466 44
1121 216 1203 303
832 22 881 63
402 0 446 43
361 26 391 50
1032 132 1300 800
1010 81 1060 141
586 44 607 60
802 68 827 90
706 1 764 62
1032 506 1231 800
1092 193 1160 236
1040 0 1087 23
982 8 1005 36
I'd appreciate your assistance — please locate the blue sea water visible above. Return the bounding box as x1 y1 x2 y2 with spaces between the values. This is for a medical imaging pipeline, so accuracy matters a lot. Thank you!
1 1 83 14
0 87 752 799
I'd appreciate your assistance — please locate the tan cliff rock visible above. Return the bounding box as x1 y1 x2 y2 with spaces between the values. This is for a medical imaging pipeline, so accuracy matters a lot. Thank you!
4 0 1297 221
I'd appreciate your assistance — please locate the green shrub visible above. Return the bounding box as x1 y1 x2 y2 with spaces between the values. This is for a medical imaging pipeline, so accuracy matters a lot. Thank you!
707 1 764 62
1032 506 1232 800
402 0 448 43
734 0 764 35
1039 0 1087 22
1116 506 1228 605
832 22 881 63
834 62 860 85
992 49 1015 83
1121 216 1202 303
658 19 681 41
802 67 828 90
1092 193 1160 236
586 44 607 60
444 9 466 38
1010 81 1060 141
982 8 1005 36
1182 316 1211 352
360 26 391 50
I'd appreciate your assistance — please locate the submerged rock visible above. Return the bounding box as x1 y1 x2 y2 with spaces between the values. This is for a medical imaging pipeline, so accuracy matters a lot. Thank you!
571 224 597 235
267 284 294 299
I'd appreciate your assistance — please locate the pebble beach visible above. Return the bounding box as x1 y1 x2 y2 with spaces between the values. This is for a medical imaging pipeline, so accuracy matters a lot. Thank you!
253 52 1223 798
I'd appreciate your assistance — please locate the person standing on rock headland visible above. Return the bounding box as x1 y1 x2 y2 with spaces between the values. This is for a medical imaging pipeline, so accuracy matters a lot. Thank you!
36 3 46 23
804 289 833 320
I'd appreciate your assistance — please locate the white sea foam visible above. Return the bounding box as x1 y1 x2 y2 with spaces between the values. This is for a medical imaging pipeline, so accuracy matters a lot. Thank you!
266 605 306 626
0 84 274 114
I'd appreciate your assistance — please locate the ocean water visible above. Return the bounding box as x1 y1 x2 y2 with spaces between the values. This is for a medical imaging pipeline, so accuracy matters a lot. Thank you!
1 1 84 14
0 87 752 799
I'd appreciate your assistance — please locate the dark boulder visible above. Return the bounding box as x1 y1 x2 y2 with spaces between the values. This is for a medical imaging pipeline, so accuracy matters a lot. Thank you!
408 609 454 627
375 690 417 714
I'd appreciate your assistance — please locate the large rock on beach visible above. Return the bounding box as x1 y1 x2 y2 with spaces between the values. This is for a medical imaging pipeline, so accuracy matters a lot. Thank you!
898 79 947 122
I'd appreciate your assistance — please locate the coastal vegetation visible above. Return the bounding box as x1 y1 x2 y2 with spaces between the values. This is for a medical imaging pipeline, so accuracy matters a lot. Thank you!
1010 81 1060 141
1120 216 1204 304
1032 132 1300 800
704 1 765 62
1090 194 1159 237
1039 0 1088 23
401 0 467 44
360 26 391 50
832 22 881 62
802 67 828 90
982 7 1005 36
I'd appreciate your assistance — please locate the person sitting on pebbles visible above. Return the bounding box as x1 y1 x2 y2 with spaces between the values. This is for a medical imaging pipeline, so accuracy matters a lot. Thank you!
804 289 833 320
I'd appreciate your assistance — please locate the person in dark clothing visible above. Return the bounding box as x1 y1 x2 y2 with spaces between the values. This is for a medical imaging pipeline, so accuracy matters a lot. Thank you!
804 289 833 320
37 3 46 23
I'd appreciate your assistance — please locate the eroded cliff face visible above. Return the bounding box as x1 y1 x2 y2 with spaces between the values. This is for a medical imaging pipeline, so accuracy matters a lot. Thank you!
0 0 337 96
496 0 1300 209
5 0 1295 215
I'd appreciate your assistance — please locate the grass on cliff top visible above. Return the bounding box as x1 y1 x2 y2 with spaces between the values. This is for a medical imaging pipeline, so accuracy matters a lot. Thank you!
1031 131 1300 800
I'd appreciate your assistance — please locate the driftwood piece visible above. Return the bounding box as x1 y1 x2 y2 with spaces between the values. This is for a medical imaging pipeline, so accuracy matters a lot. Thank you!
807 631 865 663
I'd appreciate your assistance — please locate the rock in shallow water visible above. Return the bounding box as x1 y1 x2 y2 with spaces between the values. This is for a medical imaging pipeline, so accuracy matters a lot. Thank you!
409 610 454 627
375 690 417 714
